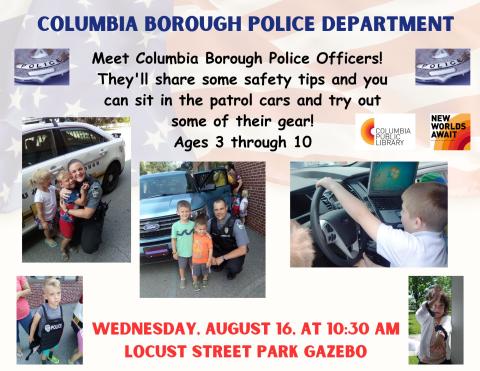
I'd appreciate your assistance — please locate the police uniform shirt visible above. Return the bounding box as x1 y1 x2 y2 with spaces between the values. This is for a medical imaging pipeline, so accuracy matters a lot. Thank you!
208 213 250 247
85 176 103 210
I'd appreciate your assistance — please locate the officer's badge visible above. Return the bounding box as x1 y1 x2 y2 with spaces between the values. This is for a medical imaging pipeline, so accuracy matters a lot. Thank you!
15 49 69 84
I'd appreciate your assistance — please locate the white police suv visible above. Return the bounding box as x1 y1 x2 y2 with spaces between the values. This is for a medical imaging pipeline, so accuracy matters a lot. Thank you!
22 120 125 234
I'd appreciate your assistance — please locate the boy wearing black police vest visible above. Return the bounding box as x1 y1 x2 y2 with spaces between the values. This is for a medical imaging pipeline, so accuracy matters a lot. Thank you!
28 277 64 364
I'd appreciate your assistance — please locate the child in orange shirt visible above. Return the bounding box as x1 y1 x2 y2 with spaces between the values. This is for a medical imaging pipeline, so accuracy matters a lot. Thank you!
192 216 213 291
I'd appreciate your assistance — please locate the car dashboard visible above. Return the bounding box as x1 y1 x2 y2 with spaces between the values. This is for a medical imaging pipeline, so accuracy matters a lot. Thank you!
290 162 448 267
291 165 396 266
290 166 371 225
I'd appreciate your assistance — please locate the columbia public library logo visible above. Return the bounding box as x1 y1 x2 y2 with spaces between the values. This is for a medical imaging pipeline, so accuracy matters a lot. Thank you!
356 114 416 150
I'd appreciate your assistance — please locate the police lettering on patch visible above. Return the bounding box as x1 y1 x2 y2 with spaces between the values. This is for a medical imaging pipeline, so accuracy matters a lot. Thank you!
44 323 62 332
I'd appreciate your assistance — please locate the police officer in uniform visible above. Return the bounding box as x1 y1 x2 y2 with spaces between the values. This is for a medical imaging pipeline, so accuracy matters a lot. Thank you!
61 159 105 254
208 198 249 280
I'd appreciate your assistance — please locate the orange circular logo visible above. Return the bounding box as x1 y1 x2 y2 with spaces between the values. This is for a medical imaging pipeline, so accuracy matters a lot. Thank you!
361 118 375 145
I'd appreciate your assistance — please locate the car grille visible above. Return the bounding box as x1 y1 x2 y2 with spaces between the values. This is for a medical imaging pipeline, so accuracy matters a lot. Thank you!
140 214 179 238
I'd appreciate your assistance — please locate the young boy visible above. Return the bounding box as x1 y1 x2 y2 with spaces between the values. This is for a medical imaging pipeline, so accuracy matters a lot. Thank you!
57 171 88 261
191 216 213 291
316 178 448 267
28 277 64 364
171 200 195 288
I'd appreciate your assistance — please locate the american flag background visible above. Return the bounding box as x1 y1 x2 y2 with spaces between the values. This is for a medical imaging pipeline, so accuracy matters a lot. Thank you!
1 0 480 369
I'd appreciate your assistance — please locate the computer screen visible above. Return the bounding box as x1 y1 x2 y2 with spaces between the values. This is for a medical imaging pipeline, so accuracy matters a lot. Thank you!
368 162 418 197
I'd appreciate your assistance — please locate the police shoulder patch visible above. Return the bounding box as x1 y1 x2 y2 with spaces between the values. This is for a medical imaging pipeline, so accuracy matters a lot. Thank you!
90 182 101 199
91 187 100 199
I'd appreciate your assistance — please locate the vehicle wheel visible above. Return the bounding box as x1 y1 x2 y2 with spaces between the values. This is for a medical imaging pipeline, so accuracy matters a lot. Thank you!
102 162 121 194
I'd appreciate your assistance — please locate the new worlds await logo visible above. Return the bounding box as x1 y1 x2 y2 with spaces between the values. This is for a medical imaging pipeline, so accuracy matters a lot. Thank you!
430 113 470 150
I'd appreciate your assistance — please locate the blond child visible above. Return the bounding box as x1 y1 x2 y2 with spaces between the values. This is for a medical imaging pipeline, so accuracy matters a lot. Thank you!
28 278 64 364
171 200 194 289
191 217 213 291
31 169 57 248
57 171 88 261
316 178 447 267
239 189 249 224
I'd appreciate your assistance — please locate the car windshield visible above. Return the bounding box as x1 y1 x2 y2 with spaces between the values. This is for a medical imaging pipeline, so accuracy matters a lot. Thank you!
140 173 196 199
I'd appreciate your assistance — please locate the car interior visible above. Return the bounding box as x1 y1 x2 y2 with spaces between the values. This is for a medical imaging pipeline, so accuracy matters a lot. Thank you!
290 161 448 267
22 132 56 168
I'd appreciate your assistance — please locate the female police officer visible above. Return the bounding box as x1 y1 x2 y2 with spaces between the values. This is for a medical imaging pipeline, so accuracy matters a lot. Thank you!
61 159 106 254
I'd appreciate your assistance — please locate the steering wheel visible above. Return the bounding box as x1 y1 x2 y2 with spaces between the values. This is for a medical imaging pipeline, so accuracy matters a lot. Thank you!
310 185 363 267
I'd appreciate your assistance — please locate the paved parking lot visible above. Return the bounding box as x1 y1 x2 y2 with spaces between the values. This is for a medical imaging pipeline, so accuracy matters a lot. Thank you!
140 226 265 298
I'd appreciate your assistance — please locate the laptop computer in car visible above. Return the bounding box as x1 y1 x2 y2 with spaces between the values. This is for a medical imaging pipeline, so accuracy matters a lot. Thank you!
367 162 418 225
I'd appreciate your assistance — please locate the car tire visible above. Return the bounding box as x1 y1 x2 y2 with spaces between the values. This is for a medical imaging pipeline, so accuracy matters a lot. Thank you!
102 162 121 194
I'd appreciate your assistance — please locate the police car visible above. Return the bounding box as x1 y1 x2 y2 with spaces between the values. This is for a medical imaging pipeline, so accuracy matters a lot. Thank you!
22 120 125 234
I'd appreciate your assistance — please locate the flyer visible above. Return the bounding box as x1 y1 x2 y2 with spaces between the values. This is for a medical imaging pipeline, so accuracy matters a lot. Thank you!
3 0 479 369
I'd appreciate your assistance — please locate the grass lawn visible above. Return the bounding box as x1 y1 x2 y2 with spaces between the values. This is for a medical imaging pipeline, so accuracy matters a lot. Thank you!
409 312 420 334
409 355 419 364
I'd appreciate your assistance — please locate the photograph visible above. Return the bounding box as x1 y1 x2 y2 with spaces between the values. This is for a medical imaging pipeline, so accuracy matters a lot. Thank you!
408 276 464 365
22 117 131 262
290 161 448 267
16 276 83 365
415 48 470 85
14 49 69 85
140 161 265 298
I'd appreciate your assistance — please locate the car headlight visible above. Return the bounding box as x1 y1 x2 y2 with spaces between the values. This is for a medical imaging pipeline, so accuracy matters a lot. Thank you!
191 206 207 219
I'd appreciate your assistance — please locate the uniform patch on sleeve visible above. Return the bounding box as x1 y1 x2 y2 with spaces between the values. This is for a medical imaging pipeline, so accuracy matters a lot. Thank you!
91 185 101 199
